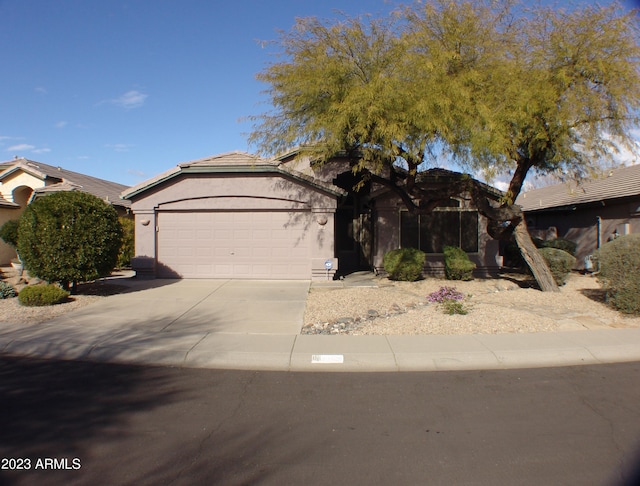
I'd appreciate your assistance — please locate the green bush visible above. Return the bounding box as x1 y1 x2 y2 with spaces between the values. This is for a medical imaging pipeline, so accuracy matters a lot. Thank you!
17 191 123 292
538 247 576 286
594 234 640 315
0 219 20 248
383 248 425 281
443 246 476 281
0 282 16 299
117 217 135 268
18 284 69 306
504 237 578 268
541 237 577 256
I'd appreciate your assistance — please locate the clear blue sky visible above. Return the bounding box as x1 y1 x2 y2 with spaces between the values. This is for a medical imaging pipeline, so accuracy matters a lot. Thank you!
1 0 637 187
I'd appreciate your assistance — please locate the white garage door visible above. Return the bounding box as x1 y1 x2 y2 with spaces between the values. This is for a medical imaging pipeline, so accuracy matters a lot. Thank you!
157 211 311 278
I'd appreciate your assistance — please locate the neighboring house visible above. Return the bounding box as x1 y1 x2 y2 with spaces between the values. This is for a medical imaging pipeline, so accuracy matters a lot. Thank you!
122 151 504 280
0 158 131 265
516 163 640 270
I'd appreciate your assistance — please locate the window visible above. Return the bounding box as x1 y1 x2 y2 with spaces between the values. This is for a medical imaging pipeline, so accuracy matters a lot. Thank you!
400 201 479 253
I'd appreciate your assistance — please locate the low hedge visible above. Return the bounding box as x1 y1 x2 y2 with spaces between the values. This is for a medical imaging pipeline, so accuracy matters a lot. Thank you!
383 248 425 281
538 247 575 286
18 284 70 307
443 246 476 281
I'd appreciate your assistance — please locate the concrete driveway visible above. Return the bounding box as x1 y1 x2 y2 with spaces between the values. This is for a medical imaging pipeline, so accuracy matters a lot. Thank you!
1 278 310 368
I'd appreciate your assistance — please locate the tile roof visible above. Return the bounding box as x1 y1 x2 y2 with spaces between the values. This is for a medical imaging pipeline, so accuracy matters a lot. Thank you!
0 158 130 209
179 151 273 168
122 151 345 200
0 194 19 208
517 164 640 212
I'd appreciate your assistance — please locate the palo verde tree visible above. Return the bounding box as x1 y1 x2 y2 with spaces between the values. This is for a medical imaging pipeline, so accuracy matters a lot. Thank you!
250 0 640 291
18 191 123 293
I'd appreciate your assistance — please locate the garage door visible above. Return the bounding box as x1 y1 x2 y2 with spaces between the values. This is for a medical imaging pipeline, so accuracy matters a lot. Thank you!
157 211 311 278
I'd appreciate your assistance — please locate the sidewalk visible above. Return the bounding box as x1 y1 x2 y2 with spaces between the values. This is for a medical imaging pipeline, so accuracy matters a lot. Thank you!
1 272 639 372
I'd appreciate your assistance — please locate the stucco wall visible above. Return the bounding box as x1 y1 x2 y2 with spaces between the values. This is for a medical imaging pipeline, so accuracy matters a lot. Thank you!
0 172 42 264
525 198 640 269
128 172 338 279
372 192 501 276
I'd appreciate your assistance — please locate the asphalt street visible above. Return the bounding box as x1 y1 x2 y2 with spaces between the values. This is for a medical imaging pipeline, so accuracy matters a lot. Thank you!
1 357 640 486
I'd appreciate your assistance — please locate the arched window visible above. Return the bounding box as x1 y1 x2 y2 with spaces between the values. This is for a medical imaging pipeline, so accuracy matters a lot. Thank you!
400 199 478 253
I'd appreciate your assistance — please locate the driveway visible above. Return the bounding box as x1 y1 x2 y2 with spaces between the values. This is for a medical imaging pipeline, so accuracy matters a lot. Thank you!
1 279 310 367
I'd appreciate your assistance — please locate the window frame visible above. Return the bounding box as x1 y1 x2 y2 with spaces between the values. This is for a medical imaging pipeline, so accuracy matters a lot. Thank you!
399 201 479 254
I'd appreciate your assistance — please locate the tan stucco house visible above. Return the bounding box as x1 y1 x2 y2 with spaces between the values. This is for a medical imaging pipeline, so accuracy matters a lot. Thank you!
516 163 640 270
0 158 131 265
122 151 504 280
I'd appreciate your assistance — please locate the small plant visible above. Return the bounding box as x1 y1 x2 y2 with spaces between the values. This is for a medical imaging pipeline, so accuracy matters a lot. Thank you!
443 246 475 281
383 248 425 281
538 247 576 286
427 286 469 315
0 282 16 299
440 299 468 315
427 286 465 303
18 284 70 307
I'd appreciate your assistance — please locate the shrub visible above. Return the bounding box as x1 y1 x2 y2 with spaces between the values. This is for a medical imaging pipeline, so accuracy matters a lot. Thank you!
504 237 578 269
383 248 425 281
443 246 476 281
0 282 16 299
117 217 135 268
0 219 20 248
17 191 123 292
538 247 576 286
18 284 69 306
595 234 640 315
541 237 577 256
427 286 469 315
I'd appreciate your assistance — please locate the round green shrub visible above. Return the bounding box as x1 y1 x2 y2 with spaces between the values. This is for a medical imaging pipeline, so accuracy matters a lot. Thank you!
0 219 20 248
0 281 16 299
17 191 123 292
595 234 640 315
18 284 70 306
542 237 577 256
443 246 476 281
383 248 425 281
538 247 576 286
504 237 578 269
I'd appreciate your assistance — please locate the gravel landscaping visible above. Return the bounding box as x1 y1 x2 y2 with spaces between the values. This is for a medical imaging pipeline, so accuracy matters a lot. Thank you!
302 272 640 335
2 267 639 335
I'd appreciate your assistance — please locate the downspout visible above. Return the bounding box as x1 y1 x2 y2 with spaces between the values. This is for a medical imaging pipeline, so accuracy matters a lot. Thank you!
596 216 602 249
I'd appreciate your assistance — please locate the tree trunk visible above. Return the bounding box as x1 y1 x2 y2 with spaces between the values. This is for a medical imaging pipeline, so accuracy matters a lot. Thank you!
513 220 559 292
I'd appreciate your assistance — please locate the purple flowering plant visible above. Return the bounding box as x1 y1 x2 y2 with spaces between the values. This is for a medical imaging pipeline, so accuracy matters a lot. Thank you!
427 286 465 303
427 286 470 315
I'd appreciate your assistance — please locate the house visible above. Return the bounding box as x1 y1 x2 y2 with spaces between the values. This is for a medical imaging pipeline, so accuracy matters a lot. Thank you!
516 163 640 269
0 158 131 265
122 151 505 280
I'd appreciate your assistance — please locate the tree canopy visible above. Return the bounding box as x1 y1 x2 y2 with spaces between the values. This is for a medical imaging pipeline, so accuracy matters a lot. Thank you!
250 0 640 290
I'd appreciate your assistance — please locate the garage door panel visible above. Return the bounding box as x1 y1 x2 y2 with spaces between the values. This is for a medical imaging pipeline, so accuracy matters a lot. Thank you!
158 211 311 278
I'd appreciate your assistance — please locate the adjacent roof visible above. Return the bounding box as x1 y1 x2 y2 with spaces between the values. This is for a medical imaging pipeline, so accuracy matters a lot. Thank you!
517 164 640 212
0 158 131 209
122 150 346 200
0 194 19 208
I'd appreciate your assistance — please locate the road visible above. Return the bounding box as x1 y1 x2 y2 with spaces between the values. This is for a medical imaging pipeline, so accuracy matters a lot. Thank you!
1 357 640 485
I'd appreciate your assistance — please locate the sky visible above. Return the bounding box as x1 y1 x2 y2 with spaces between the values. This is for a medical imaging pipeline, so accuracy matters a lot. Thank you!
1 0 639 188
